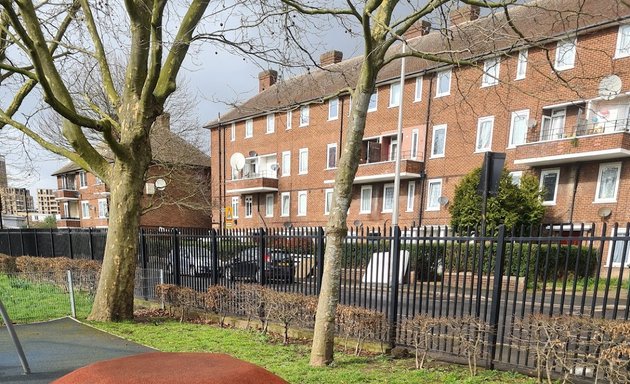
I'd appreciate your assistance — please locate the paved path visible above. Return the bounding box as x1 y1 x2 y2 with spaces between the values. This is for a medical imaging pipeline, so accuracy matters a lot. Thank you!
0 317 153 384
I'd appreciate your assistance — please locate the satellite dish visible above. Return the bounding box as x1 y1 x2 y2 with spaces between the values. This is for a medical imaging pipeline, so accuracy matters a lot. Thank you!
353 219 363 227
283 221 293 228
155 178 167 191
230 152 246 171
597 207 612 218
248 150 258 157
270 164 279 171
527 118 537 129
598 75 622 101
438 196 449 206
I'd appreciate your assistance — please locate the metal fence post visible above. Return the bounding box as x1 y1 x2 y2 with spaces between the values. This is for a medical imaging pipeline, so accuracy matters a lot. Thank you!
19 228 25 256
88 228 95 260
68 230 74 259
0 299 30 374
388 225 402 351
33 230 39 256
487 224 506 369
258 228 266 286
159 268 165 310
67 270 76 318
210 229 219 286
172 228 181 286
316 227 325 294
7 229 13 256
50 228 55 257
140 228 149 300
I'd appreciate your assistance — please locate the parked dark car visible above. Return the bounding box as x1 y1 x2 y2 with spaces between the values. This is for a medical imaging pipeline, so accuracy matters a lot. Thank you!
167 246 222 277
225 248 295 283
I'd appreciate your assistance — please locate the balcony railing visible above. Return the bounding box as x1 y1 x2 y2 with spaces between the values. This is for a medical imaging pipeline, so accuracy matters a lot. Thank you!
359 150 419 165
538 118 629 142
231 170 277 181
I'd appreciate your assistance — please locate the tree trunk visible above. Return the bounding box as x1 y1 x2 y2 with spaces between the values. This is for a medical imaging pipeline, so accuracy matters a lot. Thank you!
88 158 148 321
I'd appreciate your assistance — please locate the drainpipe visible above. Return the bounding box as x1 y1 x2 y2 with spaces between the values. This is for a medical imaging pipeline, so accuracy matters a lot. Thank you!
418 74 434 226
568 164 581 223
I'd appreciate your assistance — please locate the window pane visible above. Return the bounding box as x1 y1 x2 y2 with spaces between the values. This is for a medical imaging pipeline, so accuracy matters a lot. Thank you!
266 195 274 216
541 172 558 202
390 83 401 106
433 126 445 156
360 187 372 212
598 165 619 200
428 181 441 209
329 98 338 119
383 185 394 211
327 145 337 168
368 92 377 110
510 111 528 146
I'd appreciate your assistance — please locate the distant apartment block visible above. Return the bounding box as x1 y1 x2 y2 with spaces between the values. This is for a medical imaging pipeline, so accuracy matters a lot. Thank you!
37 188 59 216
0 187 35 215
0 155 7 188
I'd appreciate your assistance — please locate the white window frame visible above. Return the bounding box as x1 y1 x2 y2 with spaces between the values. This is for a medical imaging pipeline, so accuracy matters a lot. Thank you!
97 198 108 218
607 228 630 267
328 97 339 120
509 109 529 148
541 108 566 141
79 171 88 188
435 68 451 98
266 113 275 134
426 179 442 211
326 143 337 169
388 138 398 161
299 105 309 127
81 201 90 219
231 196 239 218
431 124 447 158
481 57 500 87
475 116 494 153
414 76 423 102
281 151 291 177
298 148 308 175
554 37 577 71
368 91 378 112
389 82 401 107
516 49 528 80
595 162 621 203
286 110 292 130
406 181 416 212
410 129 419 159
297 191 307 216
324 188 333 215
245 119 253 138
265 194 274 217
359 186 372 214
382 183 395 213
230 123 236 141
509 171 523 186
540 169 560 206
280 192 290 217
244 195 253 218
615 24 630 59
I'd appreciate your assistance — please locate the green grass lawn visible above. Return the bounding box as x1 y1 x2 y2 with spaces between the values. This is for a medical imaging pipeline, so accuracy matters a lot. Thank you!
93 320 535 384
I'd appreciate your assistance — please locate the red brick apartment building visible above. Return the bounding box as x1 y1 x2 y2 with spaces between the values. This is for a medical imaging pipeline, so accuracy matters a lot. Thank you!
54 115 213 229
207 1 630 242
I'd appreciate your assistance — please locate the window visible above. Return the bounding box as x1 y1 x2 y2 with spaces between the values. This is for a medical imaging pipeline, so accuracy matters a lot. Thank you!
616 24 630 58
608 228 630 267
98 199 108 218
595 162 621 203
299 105 309 126
382 184 394 213
281 151 291 176
326 143 337 169
509 110 529 148
281 192 290 217
328 98 339 120
482 57 500 87
231 196 239 218
266 113 275 134
298 148 308 174
540 169 560 205
435 69 451 97
230 123 235 141
79 172 88 188
476 116 494 152
81 201 90 219
286 111 292 130
245 119 253 138
431 124 446 158
516 49 528 79
426 179 442 211
324 189 333 215
389 138 398 161
410 129 419 159
509 171 523 186
414 76 423 101
554 37 577 71
244 196 253 218
389 82 401 107
297 191 307 216
541 108 566 141
62 174 76 190
360 186 372 214
368 91 378 112
406 181 415 212
265 194 274 217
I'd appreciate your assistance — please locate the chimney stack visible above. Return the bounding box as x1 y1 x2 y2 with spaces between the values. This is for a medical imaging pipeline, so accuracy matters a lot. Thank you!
403 20 431 40
449 5 480 26
320 50 343 67
258 70 278 93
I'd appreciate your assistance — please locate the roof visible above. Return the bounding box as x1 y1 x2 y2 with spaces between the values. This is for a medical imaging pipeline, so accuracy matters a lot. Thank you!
204 0 630 128
52 124 210 176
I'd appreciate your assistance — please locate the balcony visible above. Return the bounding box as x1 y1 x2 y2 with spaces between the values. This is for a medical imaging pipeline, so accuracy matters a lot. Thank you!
226 171 279 194
340 151 424 184
55 189 80 201
514 119 630 167
57 217 81 228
